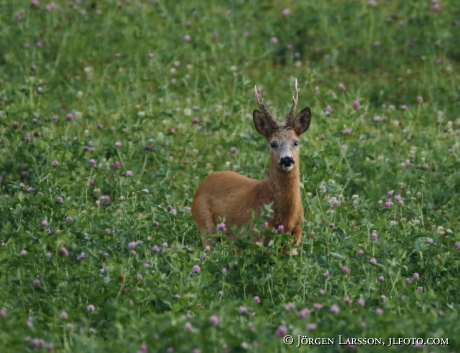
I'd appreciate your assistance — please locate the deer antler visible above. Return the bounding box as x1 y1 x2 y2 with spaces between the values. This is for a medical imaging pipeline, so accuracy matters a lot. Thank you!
254 86 278 129
286 78 298 127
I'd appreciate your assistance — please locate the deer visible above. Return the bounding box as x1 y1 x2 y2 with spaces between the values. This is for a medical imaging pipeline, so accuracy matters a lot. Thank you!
191 80 312 255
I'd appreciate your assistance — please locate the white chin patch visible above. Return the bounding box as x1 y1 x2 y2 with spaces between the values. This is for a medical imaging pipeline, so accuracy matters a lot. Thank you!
281 165 294 172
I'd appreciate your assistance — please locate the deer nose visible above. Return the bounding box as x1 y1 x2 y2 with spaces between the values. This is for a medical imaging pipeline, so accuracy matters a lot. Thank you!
279 156 295 168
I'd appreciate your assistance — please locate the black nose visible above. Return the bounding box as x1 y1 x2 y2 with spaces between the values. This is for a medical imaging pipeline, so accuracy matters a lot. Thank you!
279 157 295 168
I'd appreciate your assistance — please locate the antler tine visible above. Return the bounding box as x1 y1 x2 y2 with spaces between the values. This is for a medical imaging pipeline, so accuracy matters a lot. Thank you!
286 78 298 126
254 86 278 128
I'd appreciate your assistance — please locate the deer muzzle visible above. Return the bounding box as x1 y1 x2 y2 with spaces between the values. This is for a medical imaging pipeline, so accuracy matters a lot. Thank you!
279 156 295 171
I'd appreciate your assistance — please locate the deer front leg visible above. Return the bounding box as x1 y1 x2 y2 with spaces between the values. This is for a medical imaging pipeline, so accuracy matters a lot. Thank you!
289 225 303 255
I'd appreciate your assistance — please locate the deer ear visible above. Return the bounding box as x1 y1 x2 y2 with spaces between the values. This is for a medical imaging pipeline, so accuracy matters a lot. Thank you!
292 107 311 136
253 110 273 138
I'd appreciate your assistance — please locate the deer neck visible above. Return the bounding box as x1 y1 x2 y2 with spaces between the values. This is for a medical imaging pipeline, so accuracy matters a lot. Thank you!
267 164 301 228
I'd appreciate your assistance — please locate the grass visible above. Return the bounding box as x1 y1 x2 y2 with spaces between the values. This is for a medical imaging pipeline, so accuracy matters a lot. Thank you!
1 0 460 352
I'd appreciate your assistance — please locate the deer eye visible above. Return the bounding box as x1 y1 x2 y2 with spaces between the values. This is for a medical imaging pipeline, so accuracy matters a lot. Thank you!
270 141 278 149
293 140 299 147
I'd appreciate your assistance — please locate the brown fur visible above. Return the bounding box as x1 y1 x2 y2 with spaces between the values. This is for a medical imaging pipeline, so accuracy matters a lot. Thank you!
191 86 311 254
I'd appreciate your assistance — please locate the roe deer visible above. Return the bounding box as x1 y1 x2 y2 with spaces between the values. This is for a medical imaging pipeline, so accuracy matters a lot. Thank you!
191 80 311 254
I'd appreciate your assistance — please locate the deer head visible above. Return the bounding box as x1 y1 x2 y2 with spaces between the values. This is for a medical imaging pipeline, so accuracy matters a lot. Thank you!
253 79 311 172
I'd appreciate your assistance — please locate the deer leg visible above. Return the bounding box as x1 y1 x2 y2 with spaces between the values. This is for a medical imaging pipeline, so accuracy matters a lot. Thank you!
292 225 302 246
289 225 303 255
195 205 218 248
200 220 218 248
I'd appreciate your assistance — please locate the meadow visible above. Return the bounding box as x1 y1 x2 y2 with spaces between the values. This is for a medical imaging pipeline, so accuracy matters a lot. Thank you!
0 0 460 352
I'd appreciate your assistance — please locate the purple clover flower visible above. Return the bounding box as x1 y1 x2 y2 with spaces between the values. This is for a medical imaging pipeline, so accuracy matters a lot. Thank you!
217 222 226 232
209 315 220 325
330 304 340 313
276 325 287 338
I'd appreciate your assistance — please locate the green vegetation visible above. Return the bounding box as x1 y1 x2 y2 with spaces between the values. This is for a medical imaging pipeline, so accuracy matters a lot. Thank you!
1 0 459 352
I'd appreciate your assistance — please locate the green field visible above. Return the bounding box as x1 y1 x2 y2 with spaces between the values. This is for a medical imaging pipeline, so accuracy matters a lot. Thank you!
1 0 460 352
